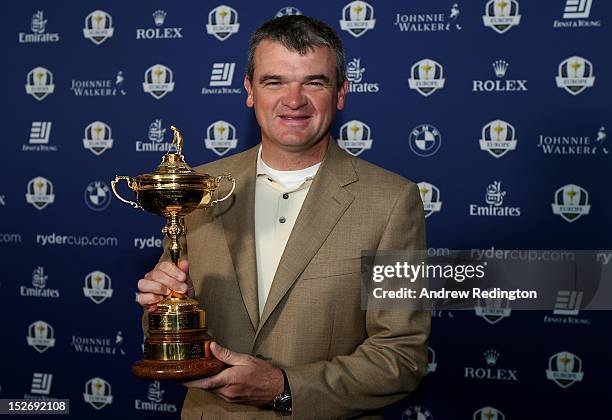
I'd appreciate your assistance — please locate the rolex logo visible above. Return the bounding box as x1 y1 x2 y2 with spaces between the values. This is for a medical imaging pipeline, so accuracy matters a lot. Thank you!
153 10 167 27
484 349 500 366
472 59 527 92
493 60 509 78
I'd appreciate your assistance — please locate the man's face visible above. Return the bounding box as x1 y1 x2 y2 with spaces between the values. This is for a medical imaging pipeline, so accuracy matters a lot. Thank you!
244 40 348 152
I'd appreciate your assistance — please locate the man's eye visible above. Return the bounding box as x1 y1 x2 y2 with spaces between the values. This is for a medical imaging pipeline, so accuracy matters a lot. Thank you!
265 81 281 86
307 81 324 86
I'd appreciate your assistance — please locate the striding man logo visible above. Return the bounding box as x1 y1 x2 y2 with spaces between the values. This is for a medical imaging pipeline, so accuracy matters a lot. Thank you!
483 0 522 34
552 184 591 223
204 120 239 156
480 120 518 158
337 120 373 156
83 10 114 45
408 59 445 97
25 67 55 101
556 56 595 96
339 1 376 38
206 5 240 41
143 64 175 99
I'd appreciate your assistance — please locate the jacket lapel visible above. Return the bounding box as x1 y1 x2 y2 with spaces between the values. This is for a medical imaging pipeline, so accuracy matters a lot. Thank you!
257 141 358 335
220 146 260 331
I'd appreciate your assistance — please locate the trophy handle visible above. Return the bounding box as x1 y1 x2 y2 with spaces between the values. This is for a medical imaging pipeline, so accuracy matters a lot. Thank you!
211 174 236 206
111 176 142 209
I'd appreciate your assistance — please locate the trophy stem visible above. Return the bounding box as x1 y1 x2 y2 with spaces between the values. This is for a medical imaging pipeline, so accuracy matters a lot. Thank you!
162 208 187 299
162 208 185 266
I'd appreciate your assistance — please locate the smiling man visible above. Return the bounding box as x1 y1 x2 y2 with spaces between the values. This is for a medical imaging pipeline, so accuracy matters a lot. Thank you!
137 15 429 419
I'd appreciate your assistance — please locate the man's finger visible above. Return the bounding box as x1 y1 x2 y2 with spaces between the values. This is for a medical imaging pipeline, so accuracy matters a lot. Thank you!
156 261 187 282
137 278 169 296
136 291 164 306
183 369 230 390
178 259 190 275
145 269 188 293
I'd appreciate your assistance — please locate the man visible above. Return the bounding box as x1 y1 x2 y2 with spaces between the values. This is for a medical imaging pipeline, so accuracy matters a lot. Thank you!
137 15 429 419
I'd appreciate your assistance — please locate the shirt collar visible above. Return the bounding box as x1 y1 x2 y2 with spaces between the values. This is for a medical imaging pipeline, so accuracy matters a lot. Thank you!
256 145 321 189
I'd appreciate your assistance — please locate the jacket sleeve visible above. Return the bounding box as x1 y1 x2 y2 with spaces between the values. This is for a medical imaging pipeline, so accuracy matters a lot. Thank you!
284 182 431 419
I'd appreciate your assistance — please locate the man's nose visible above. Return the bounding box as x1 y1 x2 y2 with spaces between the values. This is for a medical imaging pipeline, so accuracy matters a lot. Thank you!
282 83 308 109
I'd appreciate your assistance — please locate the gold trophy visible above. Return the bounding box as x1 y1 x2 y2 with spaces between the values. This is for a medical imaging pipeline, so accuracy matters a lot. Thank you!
111 126 235 380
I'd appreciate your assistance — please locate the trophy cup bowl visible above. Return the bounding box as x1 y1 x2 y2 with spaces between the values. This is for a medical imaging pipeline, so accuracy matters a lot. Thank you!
111 126 235 380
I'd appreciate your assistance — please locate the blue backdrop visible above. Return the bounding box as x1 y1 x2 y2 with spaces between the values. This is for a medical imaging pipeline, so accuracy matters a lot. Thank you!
1 1 611 418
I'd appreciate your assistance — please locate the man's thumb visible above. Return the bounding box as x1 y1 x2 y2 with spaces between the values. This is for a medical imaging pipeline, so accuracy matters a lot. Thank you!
210 342 243 365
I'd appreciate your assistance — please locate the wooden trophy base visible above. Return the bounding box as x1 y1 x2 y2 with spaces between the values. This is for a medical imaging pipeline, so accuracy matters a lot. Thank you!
132 357 225 381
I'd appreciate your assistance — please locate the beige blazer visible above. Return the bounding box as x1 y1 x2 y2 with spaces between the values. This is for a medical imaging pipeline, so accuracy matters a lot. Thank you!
157 141 429 419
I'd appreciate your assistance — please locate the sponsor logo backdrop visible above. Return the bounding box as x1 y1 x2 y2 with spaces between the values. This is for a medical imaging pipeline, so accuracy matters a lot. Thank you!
1 1 610 418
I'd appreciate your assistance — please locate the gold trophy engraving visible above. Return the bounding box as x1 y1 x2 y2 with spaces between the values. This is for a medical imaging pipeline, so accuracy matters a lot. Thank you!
111 126 235 380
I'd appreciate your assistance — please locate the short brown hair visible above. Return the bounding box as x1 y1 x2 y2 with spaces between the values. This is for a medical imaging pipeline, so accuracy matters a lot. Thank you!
246 15 346 88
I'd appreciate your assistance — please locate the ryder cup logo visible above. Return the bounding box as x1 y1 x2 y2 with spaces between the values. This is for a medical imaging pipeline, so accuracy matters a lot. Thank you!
480 120 518 158
339 1 376 38
83 121 114 155
83 10 114 45
26 176 55 210
143 64 175 99
556 56 595 95
83 377 113 410
546 351 584 388
408 59 445 97
83 271 113 304
337 120 373 156
552 184 590 223
474 407 505 420
418 182 443 218
84 181 111 211
27 320 56 353
25 67 55 101
206 5 240 41
204 121 238 156
409 124 442 157
475 297 511 324
483 0 522 34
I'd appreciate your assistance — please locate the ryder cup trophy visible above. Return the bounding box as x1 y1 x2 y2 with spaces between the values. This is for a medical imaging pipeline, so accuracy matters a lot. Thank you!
111 125 235 380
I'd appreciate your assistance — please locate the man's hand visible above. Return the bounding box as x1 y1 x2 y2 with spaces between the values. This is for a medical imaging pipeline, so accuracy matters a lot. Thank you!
136 260 194 312
184 342 284 407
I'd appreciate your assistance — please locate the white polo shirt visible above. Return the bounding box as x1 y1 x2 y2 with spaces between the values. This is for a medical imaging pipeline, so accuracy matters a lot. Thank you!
255 147 321 316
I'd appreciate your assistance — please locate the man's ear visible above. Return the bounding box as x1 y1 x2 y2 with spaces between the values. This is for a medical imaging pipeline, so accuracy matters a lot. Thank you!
244 76 254 108
337 79 349 111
